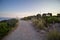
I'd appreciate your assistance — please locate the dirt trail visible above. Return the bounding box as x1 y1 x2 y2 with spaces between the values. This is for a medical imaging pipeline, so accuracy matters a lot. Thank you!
2 20 41 40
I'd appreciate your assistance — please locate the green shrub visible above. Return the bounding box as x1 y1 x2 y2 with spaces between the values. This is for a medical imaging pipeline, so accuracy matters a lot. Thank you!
0 22 10 39
47 30 60 40
46 16 60 23
7 19 18 27
46 17 54 23
0 18 18 39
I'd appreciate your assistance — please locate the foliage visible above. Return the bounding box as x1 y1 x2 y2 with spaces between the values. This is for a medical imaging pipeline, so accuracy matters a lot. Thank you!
36 14 41 19
45 16 60 23
0 18 18 39
0 22 10 38
57 14 60 16
32 19 46 30
47 30 60 40
21 15 36 20
7 19 18 27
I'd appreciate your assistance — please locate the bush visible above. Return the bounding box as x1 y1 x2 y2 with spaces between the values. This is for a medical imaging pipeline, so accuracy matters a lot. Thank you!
7 19 18 27
47 30 60 40
37 20 45 29
0 18 18 39
0 22 10 39
32 19 39 25
46 16 60 23
32 19 46 30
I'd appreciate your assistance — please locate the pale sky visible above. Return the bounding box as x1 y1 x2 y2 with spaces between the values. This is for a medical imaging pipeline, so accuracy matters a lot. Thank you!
0 0 60 18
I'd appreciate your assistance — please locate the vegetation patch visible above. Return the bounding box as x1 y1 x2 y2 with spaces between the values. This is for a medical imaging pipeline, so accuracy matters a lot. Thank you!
32 19 47 30
21 13 60 40
45 16 60 23
0 18 18 39
47 30 60 40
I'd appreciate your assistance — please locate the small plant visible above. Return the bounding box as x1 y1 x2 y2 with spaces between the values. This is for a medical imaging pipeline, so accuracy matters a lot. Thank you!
32 19 39 25
47 30 60 40
37 20 45 29
32 19 46 30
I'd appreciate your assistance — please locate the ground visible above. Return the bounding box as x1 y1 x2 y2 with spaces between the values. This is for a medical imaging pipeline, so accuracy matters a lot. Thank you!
2 20 44 40
2 20 60 40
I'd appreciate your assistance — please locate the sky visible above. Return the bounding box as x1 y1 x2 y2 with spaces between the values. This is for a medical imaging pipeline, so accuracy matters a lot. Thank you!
0 0 60 18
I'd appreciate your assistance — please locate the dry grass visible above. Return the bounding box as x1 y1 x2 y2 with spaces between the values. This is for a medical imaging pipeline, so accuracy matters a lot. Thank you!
47 30 60 40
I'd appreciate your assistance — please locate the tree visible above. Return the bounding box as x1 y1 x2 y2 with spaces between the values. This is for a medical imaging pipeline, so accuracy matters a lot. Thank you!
57 13 60 17
36 14 41 19
42 13 46 17
48 13 52 16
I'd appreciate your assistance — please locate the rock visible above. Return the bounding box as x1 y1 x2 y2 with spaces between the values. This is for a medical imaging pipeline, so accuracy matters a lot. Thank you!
40 30 46 34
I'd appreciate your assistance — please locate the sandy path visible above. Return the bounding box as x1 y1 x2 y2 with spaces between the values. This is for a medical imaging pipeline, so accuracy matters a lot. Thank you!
2 20 41 40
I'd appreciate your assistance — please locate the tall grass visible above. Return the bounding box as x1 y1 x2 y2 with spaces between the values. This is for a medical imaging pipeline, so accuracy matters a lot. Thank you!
32 18 46 30
47 30 60 40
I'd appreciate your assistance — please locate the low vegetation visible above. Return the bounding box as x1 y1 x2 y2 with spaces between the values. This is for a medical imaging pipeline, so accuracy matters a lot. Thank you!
47 30 60 40
21 13 60 40
43 16 60 23
32 19 47 30
21 15 36 20
0 18 18 39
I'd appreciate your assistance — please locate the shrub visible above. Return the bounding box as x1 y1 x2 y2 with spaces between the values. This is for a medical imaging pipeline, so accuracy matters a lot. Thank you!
7 19 18 27
0 22 10 39
0 18 18 39
47 30 60 40
46 16 60 23
32 19 39 25
32 19 46 30
37 20 45 29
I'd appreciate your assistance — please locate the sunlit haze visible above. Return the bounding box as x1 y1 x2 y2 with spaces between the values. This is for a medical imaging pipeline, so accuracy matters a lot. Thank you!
0 0 60 18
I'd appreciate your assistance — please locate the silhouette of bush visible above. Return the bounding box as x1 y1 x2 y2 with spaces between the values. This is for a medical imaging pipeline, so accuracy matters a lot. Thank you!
57 14 60 17
36 14 41 19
